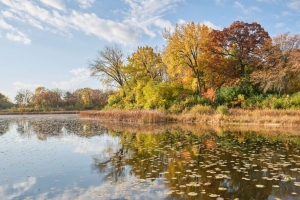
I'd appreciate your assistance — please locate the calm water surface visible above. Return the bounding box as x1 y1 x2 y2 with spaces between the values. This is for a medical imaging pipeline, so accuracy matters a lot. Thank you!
1 115 300 200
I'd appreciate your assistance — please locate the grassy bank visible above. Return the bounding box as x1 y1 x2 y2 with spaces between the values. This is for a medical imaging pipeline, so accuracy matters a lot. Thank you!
80 110 175 123
80 108 300 126
0 111 79 115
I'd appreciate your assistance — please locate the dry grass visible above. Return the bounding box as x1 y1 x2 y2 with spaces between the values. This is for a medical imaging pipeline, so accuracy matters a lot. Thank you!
80 108 300 126
80 110 175 123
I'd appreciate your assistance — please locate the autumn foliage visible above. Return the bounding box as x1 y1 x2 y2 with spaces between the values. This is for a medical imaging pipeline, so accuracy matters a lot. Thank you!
2 21 300 112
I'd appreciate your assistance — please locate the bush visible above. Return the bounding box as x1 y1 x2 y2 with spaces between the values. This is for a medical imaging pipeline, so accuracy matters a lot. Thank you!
217 105 228 115
182 95 210 108
190 105 213 114
290 92 300 107
215 86 239 107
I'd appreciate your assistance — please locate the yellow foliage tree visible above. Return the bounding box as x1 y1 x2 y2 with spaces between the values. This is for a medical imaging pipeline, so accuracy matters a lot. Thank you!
163 22 211 95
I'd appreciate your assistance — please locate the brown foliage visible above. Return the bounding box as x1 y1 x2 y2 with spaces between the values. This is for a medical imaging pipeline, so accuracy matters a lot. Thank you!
251 32 300 94
210 21 270 78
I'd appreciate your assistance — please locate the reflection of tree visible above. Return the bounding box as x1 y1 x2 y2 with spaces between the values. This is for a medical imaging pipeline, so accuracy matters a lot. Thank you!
0 119 10 135
90 124 300 200
0 116 108 140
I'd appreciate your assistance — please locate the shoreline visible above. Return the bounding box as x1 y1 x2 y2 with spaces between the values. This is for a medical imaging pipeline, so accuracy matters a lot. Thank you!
0 111 79 115
79 109 300 127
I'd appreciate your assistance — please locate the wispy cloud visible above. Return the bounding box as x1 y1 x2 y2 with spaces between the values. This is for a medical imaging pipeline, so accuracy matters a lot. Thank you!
78 0 95 9
13 82 43 90
0 0 138 45
0 17 31 44
215 0 225 6
275 22 284 28
0 0 184 44
287 0 300 10
202 20 222 30
234 1 261 15
40 0 65 11
52 68 90 89
123 0 183 38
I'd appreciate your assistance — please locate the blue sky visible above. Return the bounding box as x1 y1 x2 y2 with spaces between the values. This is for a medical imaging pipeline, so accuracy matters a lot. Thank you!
0 0 299 102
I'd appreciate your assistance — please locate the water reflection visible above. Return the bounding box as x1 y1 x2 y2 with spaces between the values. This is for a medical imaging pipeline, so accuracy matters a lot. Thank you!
0 115 300 199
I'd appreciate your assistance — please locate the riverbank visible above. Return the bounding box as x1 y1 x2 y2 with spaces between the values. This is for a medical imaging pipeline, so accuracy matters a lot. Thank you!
79 108 300 127
0 111 79 115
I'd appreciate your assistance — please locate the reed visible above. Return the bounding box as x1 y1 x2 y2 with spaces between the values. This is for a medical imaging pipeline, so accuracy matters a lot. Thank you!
80 108 300 126
80 110 175 123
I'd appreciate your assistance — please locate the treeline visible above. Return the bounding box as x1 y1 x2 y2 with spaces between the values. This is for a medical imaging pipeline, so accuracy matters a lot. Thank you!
89 21 300 111
0 87 113 111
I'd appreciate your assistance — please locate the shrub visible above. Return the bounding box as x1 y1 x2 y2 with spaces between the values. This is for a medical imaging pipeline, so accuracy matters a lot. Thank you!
189 105 213 114
215 86 238 107
217 105 228 115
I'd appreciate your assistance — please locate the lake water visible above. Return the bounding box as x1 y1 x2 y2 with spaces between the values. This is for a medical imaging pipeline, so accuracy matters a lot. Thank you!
1 115 300 200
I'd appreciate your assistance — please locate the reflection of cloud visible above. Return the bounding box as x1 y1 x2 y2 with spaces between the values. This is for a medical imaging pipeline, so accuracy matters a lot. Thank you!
61 133 121 154
52 68 90 89
0 177 36 200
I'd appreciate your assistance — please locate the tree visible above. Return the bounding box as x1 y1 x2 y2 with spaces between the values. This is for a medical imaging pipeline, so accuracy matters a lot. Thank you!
126 46 167 82
163 22 211 96
15 89 33 107
0 93 13 110
210 21 270 78
89 44 127 87
251 33 300 94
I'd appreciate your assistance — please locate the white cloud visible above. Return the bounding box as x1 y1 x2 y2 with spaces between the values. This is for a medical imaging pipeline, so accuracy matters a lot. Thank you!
288 0 300 10
0 17 31 44
69 11 138 44
0 0 138 44
234 1 261 15
52 68 90 89
123 0 183 38
40 0 65 11
6 32 31 44
78 0 95 9
0 0 183 44
275 22 284 28
202 20 222 30
13 82 43 90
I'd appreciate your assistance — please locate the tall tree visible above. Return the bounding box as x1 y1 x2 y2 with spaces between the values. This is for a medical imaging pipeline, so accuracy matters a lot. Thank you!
163 22 211 95
251 33 300 94
89 44 127 87
126 46 167 82
210 21 270 78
